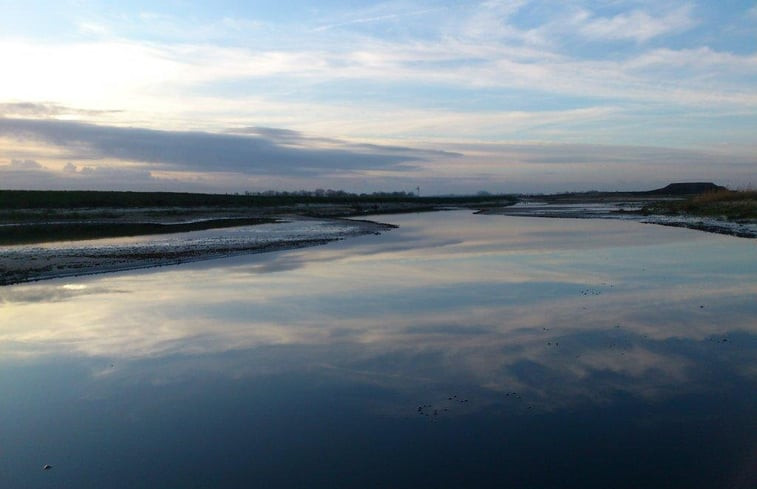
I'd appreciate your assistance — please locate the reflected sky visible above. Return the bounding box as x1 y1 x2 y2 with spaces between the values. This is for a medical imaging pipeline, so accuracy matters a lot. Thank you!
1 211 756 488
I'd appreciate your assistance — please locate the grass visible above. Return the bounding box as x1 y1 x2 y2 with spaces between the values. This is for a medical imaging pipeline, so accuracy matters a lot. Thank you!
0 189 517 210
0 218 276 245
0 189 518 245
642 189 757 220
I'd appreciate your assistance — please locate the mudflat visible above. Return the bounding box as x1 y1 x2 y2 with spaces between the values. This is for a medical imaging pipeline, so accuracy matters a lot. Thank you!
0 216 395 286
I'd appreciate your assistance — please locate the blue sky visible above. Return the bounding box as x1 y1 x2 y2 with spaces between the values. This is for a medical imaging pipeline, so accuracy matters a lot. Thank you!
0 0 755 193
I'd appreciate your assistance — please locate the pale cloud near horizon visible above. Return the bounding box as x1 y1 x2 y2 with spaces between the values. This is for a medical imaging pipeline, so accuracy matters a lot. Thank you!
2 120 753 194
0 117 455 174
0 0 755 193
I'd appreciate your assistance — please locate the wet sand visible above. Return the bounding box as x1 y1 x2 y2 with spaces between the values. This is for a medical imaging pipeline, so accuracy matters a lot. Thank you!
479 201 757 238
0 216 395 286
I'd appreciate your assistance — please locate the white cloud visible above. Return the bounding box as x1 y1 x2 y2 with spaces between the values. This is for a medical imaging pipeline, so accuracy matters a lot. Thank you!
576 5 697 42
0 1 753 135
0 0 754 194
462 0 534 41
625 47 757 71
8 158 43 170
313 4 446 33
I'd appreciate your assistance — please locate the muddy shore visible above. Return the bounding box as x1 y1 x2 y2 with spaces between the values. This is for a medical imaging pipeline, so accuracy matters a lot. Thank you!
0 216 395 286
0 195 521 286
477 200 757 239
2 192 752 286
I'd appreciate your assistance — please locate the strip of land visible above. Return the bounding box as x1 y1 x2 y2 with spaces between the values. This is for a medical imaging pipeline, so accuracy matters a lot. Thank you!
1 185 753 286
477 184 756 238
0 190 517 285
0 217 397 286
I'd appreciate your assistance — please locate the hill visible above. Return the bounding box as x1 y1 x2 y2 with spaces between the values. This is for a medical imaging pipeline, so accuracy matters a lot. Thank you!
644 182 726 195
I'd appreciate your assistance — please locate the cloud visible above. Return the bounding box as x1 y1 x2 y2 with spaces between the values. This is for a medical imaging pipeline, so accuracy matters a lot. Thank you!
577 6 696 43
0 157 251 193
8 159 43 170
228 126 460 159
1 6 754 139
0 157 167 191
0 3 754 193
313 5 446 33
0 117 455 177
625 47 757 72
0 102 121 118
447 141 756 167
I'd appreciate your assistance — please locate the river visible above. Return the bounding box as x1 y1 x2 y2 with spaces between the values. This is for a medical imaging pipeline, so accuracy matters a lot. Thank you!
1 210 755 488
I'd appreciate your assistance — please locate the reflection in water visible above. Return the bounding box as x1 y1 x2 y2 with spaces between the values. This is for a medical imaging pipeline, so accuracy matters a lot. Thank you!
0 211 755 488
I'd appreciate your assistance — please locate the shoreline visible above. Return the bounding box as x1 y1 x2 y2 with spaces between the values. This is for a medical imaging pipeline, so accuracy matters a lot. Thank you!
3 201 754 287
477 202 757 239
0 216 396 286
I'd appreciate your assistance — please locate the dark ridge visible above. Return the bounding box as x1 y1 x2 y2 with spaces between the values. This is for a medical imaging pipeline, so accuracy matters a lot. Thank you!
0 190 516 210
0 218 276 245
644 182 726 195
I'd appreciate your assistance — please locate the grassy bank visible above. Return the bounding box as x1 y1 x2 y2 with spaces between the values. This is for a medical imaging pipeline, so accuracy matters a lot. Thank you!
0 189 517 245
0 189 516 211
641 189 757 220
0 217 276 245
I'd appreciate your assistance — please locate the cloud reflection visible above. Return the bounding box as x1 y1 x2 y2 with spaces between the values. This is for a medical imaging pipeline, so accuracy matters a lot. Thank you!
0 212 755 411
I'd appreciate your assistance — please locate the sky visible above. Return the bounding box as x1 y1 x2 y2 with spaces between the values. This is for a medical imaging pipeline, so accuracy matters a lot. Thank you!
0 0 755 194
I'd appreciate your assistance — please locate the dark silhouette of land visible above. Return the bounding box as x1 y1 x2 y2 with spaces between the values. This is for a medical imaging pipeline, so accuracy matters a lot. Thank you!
0 189 517 245
1 183 753 247
644 182 726 195
0 183 752 286
530 182 729 203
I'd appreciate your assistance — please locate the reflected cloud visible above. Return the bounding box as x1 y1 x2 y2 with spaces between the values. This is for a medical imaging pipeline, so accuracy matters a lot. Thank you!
0 212 755 412
0 282 129 304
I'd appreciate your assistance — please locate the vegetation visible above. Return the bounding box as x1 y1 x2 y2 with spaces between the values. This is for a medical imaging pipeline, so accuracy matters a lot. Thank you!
0 189 517 245
0 218 275 245
642 189 757 220
0 189 516 210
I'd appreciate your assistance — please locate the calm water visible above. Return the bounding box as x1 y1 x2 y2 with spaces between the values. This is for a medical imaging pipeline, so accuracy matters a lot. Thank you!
1 211 756 488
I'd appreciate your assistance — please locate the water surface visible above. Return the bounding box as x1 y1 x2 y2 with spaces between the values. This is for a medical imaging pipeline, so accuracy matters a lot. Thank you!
1 211 755 488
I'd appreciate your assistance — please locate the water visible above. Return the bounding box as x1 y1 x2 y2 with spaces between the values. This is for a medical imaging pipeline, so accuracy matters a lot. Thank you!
1 211 755 488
